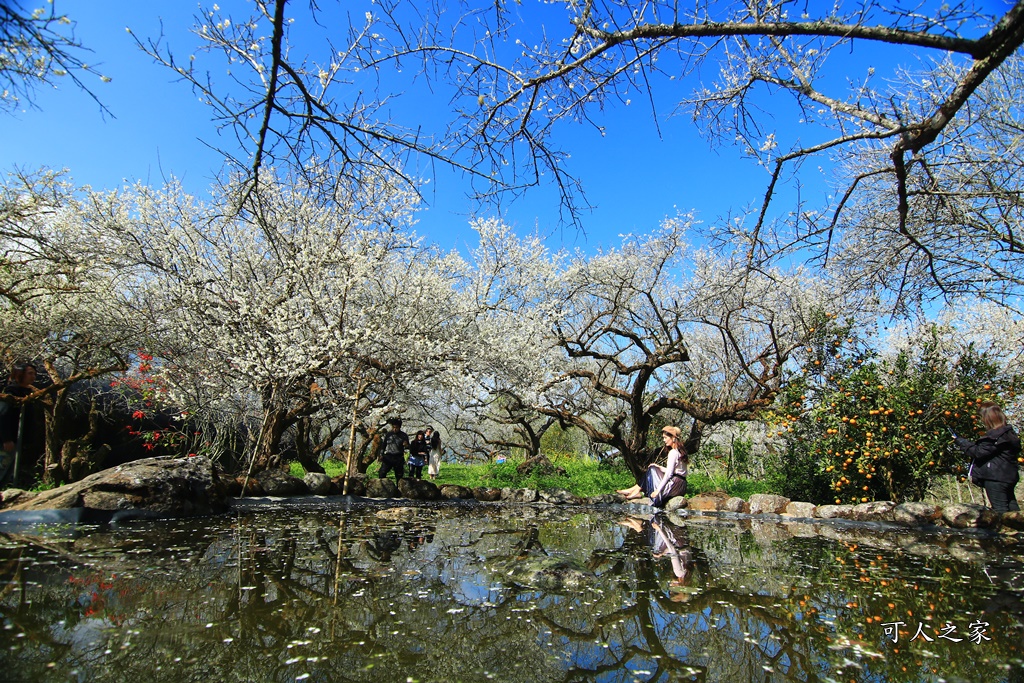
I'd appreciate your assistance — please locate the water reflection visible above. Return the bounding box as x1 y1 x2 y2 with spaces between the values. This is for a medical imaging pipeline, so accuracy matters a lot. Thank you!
1 504 1022 682
620 514 706 602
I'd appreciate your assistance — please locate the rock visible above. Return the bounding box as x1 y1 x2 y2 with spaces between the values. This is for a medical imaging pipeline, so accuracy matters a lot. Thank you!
666 511 689 526
217 472 242 497
520 488 538 503
902 542 947 558
999 510 1024 531
786 522 819 538
473 487 502 502
892 502 942 527
723 497 749 513
850 501 896 522
440 485 475 500
539 488 580 505
941 503 1000 529
498 555 588 592
749 494 791 515
235 476 264 496
2 456 228 518
515 456 566 477
585 493 624 505
1 488 37 509
664 496 688 512
397 478 441 501
947 540 988 563
303 472 332 495
783 502 817 518
815 504 854 519
501 488 538 503
376 506 418 521
365 478 400 498
688 492 729 512
332 474 365 496
750 519 793 543
256 470 308 497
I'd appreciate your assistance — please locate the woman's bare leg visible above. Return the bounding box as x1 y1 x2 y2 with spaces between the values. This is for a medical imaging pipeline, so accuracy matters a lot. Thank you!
617 484 643 499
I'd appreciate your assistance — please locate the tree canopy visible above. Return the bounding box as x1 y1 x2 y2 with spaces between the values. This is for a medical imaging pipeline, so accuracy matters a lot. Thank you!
3 1 1023 493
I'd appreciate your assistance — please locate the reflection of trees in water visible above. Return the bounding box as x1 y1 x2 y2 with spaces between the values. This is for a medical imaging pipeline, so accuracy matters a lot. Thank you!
0 508 1021 682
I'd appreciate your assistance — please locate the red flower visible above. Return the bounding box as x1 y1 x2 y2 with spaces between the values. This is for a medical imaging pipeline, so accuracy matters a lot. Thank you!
132 410 145 420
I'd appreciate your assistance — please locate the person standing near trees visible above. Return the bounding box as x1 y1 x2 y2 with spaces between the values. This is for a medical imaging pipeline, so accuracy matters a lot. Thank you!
408 430 428 479
425 425 441 480
0 363 39 485
955 401 1021 513
378 417 410 482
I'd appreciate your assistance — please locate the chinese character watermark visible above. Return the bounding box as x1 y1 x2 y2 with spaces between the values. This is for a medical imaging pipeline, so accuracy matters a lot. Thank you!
881 620 991 645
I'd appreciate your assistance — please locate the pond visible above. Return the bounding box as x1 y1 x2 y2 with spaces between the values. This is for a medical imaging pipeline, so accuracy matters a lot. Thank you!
1 500 1023 682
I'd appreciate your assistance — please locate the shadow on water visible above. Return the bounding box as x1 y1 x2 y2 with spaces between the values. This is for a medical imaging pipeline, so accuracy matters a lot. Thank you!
1 502 1023 682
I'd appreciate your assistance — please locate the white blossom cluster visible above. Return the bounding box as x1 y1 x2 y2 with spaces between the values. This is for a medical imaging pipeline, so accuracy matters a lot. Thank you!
0 170 137 382
0 167 930 467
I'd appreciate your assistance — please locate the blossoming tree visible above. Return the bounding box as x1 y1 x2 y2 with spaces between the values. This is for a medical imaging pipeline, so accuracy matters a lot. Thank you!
523 218 841 482
105 168 508 474
0 170 137 482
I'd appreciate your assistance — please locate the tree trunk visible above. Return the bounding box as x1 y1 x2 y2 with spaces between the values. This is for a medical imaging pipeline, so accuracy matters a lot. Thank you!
292 416 325 474
42 393 112 484
621 419 703 484
40 390 68 485
356 427 381 473
250 408 291 472
59 400 107 482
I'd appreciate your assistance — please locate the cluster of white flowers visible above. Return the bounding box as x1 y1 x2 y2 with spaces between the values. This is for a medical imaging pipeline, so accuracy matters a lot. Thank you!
6 161 994 467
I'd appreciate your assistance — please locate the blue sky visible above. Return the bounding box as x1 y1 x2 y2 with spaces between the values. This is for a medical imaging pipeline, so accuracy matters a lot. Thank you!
1 0 1013 253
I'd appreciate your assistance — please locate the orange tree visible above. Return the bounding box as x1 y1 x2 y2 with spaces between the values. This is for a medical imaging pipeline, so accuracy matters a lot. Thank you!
766 320 1020 504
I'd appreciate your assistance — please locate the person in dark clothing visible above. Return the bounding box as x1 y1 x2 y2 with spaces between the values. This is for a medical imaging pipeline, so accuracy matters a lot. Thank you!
408 430 428 479
955 401 1021 513
378 418 410 481
1 363 38 484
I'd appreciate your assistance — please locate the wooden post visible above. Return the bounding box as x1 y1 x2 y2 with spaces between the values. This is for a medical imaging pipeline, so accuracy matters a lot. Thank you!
342 372 365 496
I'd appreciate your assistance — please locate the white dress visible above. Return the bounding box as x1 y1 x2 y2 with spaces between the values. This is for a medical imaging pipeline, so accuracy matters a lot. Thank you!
427 437 441 477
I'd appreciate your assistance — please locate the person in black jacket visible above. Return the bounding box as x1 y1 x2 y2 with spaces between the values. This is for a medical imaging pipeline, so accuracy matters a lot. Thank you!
955 401 1021 512
378 418 410 482
1 364 39 485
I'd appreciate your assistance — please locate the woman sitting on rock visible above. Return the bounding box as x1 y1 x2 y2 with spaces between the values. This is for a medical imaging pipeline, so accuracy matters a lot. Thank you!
617 426 688 507
955 401 1021 513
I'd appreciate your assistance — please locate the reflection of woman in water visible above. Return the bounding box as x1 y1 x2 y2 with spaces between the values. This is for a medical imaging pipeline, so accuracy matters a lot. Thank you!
650 517 696 595
620 514 700 598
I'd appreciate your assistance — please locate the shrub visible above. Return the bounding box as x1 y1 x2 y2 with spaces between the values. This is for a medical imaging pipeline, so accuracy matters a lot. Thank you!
768 321 1019 504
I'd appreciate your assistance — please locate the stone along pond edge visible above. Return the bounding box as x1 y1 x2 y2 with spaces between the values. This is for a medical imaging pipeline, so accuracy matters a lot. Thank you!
0 456 1021 542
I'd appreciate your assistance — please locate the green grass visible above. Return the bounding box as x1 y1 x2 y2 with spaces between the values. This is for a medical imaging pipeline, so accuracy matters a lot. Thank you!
288 460 347 479
686 471 773 498
289 454 772 500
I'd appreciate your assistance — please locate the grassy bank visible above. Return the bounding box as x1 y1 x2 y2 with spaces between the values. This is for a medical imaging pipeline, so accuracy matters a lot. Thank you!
290 454 772 499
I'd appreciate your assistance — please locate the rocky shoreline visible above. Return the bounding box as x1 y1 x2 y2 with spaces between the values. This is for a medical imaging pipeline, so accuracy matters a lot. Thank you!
1 456 1021 538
